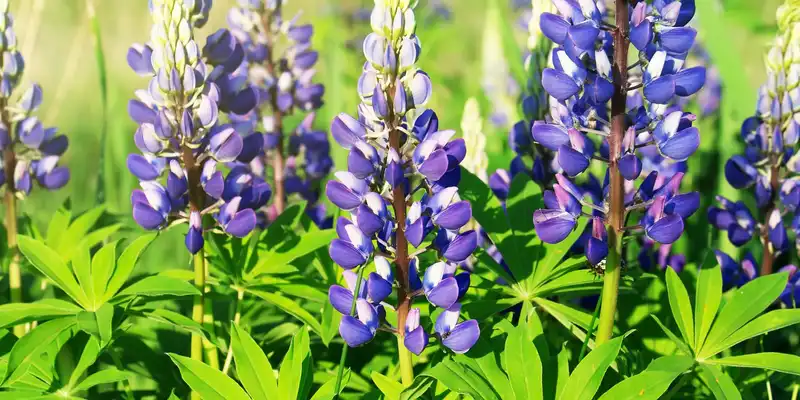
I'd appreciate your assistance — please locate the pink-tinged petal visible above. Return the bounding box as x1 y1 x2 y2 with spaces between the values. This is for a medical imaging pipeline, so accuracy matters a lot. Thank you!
533 209 576 244
442 320 480 354
630 19 652 50
646 214 684 244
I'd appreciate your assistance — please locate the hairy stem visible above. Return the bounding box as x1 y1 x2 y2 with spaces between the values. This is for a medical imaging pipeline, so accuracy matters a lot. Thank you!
389 113 414 387
334 267 366 398
261 4 286 214
596 0 629 346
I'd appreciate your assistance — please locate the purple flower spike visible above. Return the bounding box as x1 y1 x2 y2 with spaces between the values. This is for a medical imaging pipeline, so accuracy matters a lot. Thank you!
404 308 429 355
331 113 367 149
325 172 368 211
645 196 684 244
185 211 204 254
659 27 697 55
435 304 479 354
542 68 581 101
534 209 577 244
586 217 608 266
217 197 257 237
653 111 700 161
339 299 379 347
768 209 789 254
531 121 570 151
440 230 478 262
724 155 758 189
132 182 171 230
539 13 569 44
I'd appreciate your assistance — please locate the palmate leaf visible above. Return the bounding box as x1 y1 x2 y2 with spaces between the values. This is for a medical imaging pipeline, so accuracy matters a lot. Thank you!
701 272 788 355
665 268 695 351
248 229 336 277
371 371 404 399
702 309 800 357
277 327 313 400
454 331 514 399
72 367 133 393
0 300 81 329
168 354 249 400
18 236 90 309
597 355 694 400
558 333 628 400
504 319 543 400
693 251 722 351
247 289 324 339
2 317 77 385
311 369 351 400
705 353 800 376
697 364 742 400
231 324 278 400
423 357 501 400
114 276 199 299
101 233 156 303
65 336 101 392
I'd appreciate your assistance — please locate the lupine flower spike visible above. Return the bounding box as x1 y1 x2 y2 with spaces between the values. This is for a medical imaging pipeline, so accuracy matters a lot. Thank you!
0 0 70 332
532 0 705 344
327 0 480 388
127 0 262 366
228 0 332 224
708 0 800 307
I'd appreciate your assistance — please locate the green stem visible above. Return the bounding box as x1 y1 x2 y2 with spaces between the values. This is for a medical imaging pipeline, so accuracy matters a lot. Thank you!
5 184 23 337
203 292 220 369
333 266 366 399
222 289 245 375
191 248 205 365
578 295 602 360
596 228 622 345
791 384 798 400
662 371 692 400
398 340 413 386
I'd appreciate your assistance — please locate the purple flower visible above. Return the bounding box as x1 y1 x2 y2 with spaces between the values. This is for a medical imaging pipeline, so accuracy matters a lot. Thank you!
339 299 379 347
434 304 480 354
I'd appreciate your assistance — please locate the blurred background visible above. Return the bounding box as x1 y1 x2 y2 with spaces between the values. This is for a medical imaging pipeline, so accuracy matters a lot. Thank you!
5 0 786 267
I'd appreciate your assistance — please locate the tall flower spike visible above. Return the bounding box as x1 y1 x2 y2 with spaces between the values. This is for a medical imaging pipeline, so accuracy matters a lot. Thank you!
708 0 800 283
532 0 705 343
228 0 332 226
0 1 70 331
327 0 480 383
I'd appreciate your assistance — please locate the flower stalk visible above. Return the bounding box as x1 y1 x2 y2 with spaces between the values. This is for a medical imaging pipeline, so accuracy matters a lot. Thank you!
596 0 630 346
261 3 286 214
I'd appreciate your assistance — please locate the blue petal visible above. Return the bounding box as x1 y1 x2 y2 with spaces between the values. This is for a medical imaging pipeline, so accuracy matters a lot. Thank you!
657 127 699 161
442 320 480 354
557 145 590 177
646 214 684 244
674 67 706 97
542 68 581 101
533 209 577 244
339 316 375 347
539 13 569 44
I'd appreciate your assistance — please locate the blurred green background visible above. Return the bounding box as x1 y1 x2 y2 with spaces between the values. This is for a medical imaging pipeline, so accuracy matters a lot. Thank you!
4 0 787 267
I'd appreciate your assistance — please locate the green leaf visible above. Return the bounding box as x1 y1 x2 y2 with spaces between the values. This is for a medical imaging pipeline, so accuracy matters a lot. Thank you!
249 230 336 276
73 368 132 392
558 333 627 400
18 236 89 308
530 219 589 288
650 315 693 356
703 309 800 357
554 344 570 400
140 308 210 340
598 355 694 400
310 369 351 400
665 268 695 351
102 233 156 302
371 371 404 400
231 324 277 400
534 270 603 298
168 354 249 400
90 240 119 307
72 245 94 307
57 207 106 260
79 303 114 346
423 358 501 400
534 297 594 331
320 301 340 347
45 205 72 250
694 251 722 351
114 276 199 299
458 168 512 255
0 300 81 329
66 337 101 391
703 272 788 353
697 364 742 400
277 328 312 400
399 376 436 400
248 289 323 339
2 318 77 384
454 333 514 399
505 321 542 400
262 202 307 246
705 353 800 375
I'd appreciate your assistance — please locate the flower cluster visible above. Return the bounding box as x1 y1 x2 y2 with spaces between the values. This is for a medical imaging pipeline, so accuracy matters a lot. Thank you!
227 0 332 225
0 3 69 197
708 0 800 307
127 0 267 253
326 0 479 354
530 0 705 268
